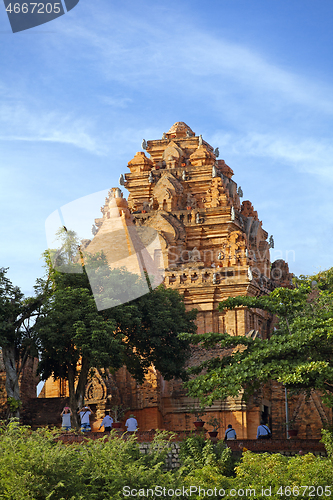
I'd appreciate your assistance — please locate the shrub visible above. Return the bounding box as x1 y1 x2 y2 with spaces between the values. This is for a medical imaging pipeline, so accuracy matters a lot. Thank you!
234 450 333 499
0 421 84 499
0 424 181 500
77 431 180 500
179 434 236 476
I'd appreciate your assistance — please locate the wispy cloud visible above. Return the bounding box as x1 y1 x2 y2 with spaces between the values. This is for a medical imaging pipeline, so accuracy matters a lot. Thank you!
100 96 133 108
212 131 333 182
54 5 333 116
0 101 107 154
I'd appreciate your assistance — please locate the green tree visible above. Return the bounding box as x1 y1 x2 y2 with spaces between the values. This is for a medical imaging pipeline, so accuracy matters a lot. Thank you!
0 268 44 417
103 282 197 383
36 235 197 426
36 284 124 427
181 270 333 407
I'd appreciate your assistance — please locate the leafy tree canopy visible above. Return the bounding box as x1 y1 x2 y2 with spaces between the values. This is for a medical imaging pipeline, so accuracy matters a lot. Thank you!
36 230 197 422
181 269 333 407
0 267 44 414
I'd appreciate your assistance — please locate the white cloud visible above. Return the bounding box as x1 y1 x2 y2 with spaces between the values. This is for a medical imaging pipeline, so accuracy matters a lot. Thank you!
55 7 333 116
0 101 107 154
100 96 133 108
212 131 333 182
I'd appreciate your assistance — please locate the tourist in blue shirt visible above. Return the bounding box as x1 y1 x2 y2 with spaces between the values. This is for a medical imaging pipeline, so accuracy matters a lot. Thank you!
224 424 237 440
257 420 272 439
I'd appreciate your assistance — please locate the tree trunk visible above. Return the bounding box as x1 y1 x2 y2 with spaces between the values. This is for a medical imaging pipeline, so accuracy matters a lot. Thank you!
76 357 90 408
67 358 90 429
2 345 20 418
68 365 80 428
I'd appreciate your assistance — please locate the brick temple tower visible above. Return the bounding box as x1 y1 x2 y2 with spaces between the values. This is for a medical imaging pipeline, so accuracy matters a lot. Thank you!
98 121 283 437
38 122 331 438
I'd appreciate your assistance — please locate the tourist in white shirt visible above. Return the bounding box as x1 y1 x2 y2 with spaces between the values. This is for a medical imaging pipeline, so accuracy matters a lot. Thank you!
125 414 138 432
61 406 72 431
78 405 93 432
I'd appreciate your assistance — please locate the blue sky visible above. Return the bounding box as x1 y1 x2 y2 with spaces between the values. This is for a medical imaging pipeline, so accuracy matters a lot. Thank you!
1 0 333 295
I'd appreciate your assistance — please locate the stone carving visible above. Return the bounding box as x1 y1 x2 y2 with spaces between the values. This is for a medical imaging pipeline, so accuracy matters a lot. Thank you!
152 172 184 212
142 139 147 150
148 197 155 210
167 122 195 138
148 171 154 183
142 201 151 212
214 147 219 158
189 144 215 167
195 213 204 224
186 192 197 209
198 134 203 146
127 152 153 173
92 224 98 236
189 247 201 261
203 177 229 209
216 231 248 267
231 206 235 221
119 174 125 186
241 200 259 220
212 164 218 178
85 370 107 403
268 235 274 249
162 141 183 169
237 186 243 198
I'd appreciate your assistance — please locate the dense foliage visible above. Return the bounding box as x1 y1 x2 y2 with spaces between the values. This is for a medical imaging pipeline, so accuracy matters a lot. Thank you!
179 434 236 477
181 269 333 406
35 242 196 424
0 268 44 416
1 423 333 499
0 423 179 500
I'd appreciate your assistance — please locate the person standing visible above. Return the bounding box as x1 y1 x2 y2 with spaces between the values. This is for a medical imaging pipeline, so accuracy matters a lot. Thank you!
99 412 113 432
61 406 72 431
125 414 138 432
78 405 93 432
256 420 272 439
224 424 237 440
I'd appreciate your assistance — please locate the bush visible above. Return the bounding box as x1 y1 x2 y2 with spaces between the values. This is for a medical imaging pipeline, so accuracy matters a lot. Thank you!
234 450 333 499
2 424 333 500
179 434 236 476
77 431 180 500
0 424 180 500
0 421 84 499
